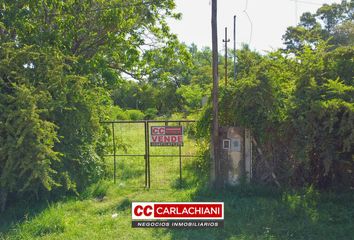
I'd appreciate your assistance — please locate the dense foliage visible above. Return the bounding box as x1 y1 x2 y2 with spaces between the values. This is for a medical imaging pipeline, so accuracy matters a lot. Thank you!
216 43 354 188
0 0 352 212
0 0 183 211
0 44 107 210
214 1 354 188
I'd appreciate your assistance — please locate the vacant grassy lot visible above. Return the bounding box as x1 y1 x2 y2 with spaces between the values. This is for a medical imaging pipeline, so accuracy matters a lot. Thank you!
1 182 354 240
1 123 353 239
104 121 199 189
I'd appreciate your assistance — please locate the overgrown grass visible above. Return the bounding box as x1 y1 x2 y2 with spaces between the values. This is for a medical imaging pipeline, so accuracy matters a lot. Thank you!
1 182 353 240
1 124 353 239
103 122 199 189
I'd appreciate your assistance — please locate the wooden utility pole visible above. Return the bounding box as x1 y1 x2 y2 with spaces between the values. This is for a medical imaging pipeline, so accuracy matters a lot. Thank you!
211 0 220 187
223 27 230 86
233 15 237 80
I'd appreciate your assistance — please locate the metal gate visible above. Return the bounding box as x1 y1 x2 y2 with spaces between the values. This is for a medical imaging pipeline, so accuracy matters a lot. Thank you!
101 120 199 188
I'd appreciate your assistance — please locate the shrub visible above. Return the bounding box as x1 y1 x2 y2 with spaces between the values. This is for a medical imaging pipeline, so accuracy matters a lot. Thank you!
126 109 145 120
144 108 158 119
110 106 128 120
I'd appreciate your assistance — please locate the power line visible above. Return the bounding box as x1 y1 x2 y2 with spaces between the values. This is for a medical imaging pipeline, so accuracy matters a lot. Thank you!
291 0 325 25
244 0 249 11
289 0 323 6
243 0 253 46
243 11 253 45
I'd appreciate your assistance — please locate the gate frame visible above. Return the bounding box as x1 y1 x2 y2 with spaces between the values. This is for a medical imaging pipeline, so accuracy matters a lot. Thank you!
101 120 198 188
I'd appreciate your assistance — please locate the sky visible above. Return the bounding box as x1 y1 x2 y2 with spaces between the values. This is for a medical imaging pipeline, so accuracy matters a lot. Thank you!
167 0 342 53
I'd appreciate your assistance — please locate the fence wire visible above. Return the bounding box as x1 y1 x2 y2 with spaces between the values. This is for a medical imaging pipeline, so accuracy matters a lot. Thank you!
101 120 200 189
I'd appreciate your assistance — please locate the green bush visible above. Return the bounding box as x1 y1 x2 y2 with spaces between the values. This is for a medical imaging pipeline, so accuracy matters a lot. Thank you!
126 109 145 120
144 108 158 119
0 44 107 211
110 106 128 120
214 43 354 188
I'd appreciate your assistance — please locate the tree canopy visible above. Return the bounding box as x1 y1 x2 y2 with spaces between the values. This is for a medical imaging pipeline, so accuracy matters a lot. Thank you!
0 0 183 211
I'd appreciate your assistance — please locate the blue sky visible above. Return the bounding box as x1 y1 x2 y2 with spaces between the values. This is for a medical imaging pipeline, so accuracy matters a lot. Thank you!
167 0 342 52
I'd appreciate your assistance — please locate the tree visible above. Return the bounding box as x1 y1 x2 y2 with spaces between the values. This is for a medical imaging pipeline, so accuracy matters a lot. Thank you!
0 0 181 84
0 0 182 210
283 0 353 51
0 44 65 211
213 40 354 188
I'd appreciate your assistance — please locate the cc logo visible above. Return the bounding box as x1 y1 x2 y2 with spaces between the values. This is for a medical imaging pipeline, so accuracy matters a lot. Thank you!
133 205 153 217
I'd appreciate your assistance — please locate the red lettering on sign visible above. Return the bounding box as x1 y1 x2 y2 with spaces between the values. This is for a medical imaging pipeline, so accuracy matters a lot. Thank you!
134 205 153 217
150 126 183 146
154 204 223 218
144 205 153 216
152 127 165 135
134 205 144 216
132 202 224 220
152 128 159 134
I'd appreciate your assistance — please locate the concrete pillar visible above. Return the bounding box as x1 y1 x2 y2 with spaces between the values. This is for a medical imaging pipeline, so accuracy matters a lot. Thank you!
219 127 252 186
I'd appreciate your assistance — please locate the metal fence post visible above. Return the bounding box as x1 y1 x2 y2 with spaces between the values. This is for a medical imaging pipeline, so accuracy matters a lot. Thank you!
101 120 199 189
112 122 117 184
148 121 151 188
179 121 182 188
144 121 148 188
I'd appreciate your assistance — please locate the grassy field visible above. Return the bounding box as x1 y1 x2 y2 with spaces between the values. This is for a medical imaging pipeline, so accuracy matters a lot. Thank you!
1 183 354 240
1 122 354 240
104 122 200 189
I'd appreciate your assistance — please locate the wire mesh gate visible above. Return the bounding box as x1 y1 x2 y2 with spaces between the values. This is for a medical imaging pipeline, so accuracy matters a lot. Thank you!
101 120 199 188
